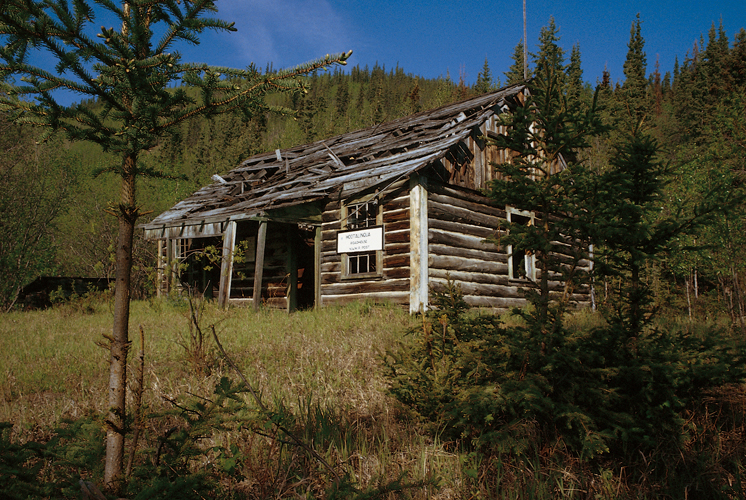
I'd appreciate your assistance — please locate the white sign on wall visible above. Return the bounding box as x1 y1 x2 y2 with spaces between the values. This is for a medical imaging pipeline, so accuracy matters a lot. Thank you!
337 226 384 254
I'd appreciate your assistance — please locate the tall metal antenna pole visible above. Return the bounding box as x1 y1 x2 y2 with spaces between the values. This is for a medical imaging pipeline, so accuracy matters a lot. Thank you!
523 0 528 80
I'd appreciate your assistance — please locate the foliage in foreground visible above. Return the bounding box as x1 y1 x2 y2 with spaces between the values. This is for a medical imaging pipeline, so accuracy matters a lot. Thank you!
1 298 746 498
385 281 746 460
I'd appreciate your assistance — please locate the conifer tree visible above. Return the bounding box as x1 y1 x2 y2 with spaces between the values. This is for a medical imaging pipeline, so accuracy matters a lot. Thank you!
0 0 350 491
474 56 494 94
622 14 648 122
487 62 604 325
565 43 583 99
534 17 565 80
505 39 527 84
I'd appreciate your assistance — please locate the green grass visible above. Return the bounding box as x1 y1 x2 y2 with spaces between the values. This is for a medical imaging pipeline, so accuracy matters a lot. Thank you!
1 297 415 430
1 297 745 499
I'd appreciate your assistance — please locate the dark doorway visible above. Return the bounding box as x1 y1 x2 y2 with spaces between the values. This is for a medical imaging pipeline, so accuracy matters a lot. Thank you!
295 225 317 310
179 236 222 299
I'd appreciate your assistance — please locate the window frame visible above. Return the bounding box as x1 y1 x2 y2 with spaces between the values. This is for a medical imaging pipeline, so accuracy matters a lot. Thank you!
506 206 537 282
340 198 384 280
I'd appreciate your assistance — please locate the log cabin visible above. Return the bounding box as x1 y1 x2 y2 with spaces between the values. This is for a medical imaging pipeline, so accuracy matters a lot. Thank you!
140 82 590 313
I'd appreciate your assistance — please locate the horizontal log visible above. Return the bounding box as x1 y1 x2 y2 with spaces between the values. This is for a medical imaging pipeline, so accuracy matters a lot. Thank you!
321 278 410 295
428 185 506 218
322 209 342 224
321 229 338 242
386 230 410 244
384 267 410 280
429 199 506 230
322 220 342 232
386 220 410 232
320 251 340 264
429 243 508 263
385 253 410 268
324 200 341 212
429 278 525 299
429 229 498 252
461 295 528 310
430 268 510 286
383 208 409 224
320 272 339 285
385 242 410 255
321 261 341 274
383 195 410 212
321 292 409 308
429 217 498 240
429 254 508 275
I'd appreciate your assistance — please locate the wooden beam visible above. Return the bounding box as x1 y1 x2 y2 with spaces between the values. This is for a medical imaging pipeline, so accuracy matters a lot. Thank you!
156 239 164 298
409 174 429 313
287 229 298 313
314 226 322 309
253 221 268 312
218 221 236 308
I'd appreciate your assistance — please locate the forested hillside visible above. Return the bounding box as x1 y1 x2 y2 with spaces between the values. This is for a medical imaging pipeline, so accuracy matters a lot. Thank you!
2 17 746 324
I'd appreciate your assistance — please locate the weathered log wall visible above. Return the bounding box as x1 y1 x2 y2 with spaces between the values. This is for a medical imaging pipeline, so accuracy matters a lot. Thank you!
427 182 591 310
427 182 529 309
319 181 411 307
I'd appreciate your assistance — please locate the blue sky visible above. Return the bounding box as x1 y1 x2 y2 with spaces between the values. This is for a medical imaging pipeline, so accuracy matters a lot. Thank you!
196 0 746 87
18 0 746 104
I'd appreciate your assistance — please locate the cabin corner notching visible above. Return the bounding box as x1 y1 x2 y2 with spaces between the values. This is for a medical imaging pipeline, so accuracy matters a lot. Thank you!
140 83 591 312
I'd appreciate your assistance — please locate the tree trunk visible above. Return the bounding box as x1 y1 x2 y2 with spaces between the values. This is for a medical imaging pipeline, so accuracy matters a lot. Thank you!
104 153 138 491
685 274 692 321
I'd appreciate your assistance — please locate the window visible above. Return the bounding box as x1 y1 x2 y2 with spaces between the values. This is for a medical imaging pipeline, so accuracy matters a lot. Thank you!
507 207 536 281
175 238 192 260
341 199 382 278
347 200 378 230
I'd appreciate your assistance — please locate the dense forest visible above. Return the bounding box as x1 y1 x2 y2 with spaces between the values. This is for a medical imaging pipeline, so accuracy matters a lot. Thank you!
2 15 746 326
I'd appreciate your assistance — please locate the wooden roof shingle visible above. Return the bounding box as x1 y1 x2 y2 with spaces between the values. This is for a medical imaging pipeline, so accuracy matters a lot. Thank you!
140 82 526 233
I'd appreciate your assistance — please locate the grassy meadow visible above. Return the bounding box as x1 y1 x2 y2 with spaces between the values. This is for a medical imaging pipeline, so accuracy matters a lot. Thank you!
0 297 465 498
1 296 745 499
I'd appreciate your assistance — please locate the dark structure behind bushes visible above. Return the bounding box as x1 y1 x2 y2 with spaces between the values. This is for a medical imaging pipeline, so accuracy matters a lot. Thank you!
18 276 112 309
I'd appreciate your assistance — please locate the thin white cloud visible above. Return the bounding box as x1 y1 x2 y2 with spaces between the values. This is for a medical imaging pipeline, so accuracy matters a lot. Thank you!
214 0 352 69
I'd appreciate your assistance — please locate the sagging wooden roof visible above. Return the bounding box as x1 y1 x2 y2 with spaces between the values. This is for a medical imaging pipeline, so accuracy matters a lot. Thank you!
141 82 527 237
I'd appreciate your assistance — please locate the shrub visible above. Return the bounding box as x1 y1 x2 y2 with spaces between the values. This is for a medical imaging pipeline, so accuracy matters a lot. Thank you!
384 280 746 459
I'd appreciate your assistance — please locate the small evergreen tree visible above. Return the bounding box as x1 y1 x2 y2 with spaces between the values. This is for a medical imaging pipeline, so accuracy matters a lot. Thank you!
487 62 604 326
0 0 350 491
534 17 565 82
565 43 584 99
505 39 527 84
474 56 495 94
621 14 648 121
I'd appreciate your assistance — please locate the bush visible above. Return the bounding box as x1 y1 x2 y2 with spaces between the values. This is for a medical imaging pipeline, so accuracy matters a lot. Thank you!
384 280 746 459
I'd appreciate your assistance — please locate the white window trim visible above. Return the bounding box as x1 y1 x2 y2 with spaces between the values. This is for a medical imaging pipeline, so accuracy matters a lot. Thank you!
506 206 536 282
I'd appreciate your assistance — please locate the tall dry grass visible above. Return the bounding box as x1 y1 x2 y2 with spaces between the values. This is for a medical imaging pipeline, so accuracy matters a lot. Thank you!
0 297 471 497
1 297 414 430
2 296 744 499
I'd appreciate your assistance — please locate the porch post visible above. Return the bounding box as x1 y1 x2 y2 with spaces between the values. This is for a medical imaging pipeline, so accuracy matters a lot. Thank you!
409 174 429 313
156 239 164 298
314 225 322 309
287 229 298 312
218 221 236 308
253 220 268 311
